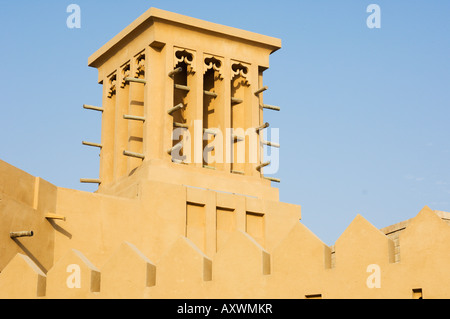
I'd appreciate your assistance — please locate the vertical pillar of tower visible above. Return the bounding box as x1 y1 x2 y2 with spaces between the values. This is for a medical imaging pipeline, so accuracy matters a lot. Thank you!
145 44 165 160
114 63 130 180
230 61 250 176
214 55 226 172
202 54 226 171
189 49 203 168
247 63 262 177
165 43 188 161
99 73 117 186
222 58 232 173
257 68 265 178
127 53 146 174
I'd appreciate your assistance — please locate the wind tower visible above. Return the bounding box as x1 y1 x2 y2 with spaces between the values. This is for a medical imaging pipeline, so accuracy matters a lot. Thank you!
83 8 282 201
4 7 447 300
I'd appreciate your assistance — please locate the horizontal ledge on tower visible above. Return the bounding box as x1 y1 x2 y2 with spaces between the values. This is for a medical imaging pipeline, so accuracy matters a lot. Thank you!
45 213 66 221
263 176 281 183
123 150 145 159
262 140 280 148
80 179 101 184
83 104 104 112
167 143 183 155
262 104 280 111
82 141 103 148
168 67 183 77
232 134 245 142
204 91 218 98
254 86 268 95
173 122 189 129
168 103 185 115
10 231 34 239
257 161 271 171
174 84 190 92
256 122 270 132
124 77 146 84
231 97 243 105
123 114 146 122
204 128 218 135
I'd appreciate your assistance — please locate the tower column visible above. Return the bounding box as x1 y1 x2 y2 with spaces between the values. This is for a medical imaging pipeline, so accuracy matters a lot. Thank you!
99 73 117 187
247 63 262 177
222 58 232 173
189 48 203 168
145 44 165 161
126 53 145 174
114 63 130 180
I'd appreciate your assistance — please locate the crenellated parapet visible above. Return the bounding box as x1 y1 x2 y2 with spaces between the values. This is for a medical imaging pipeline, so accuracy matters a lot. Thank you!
1 195 449 299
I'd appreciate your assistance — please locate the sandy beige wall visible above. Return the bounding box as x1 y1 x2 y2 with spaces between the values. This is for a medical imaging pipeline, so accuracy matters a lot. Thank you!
1 164 448 299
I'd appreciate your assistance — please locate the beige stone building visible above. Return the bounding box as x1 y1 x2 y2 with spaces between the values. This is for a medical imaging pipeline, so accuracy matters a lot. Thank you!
0 8 449 299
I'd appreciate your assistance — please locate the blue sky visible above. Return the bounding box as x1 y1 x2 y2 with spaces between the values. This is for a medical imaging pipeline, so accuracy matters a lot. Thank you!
0 1 449 246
